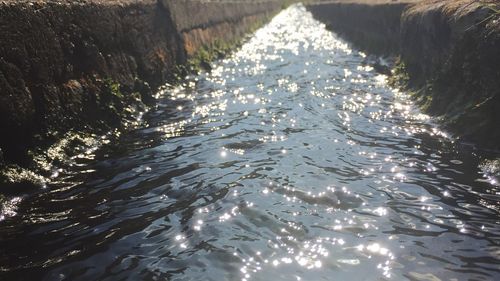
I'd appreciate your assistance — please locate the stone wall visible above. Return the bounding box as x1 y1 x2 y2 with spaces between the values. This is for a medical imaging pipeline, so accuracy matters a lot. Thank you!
0 0 283 166
400 0 500 148
307 0 500 150
307 0 416 55
165 0 282 56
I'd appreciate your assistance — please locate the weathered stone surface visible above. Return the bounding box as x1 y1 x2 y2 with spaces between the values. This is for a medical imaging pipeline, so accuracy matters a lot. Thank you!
308 0 500 150
0 0 282 168
307 0 417 55
401 0 500 148
0 0 181 164
163 0 282 57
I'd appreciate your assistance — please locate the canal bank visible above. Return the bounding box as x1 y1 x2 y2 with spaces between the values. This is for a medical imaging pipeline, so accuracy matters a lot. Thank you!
307 0 500 150
0 0 284 186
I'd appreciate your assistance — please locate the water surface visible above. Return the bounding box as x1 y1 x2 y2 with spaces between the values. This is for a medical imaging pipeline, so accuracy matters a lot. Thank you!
1 4 500 281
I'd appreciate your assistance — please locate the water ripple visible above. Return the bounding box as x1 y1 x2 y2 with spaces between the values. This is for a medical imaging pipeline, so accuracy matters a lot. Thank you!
1 4 500 281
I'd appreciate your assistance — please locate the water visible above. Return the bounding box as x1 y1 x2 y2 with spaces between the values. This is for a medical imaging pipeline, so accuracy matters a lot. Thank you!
1 4 500 281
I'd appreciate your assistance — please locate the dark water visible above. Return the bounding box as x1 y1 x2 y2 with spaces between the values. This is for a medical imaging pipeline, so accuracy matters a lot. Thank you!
1 5 500 281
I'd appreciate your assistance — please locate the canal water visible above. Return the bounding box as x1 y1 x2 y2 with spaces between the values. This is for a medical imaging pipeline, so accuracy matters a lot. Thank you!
1 4 499 281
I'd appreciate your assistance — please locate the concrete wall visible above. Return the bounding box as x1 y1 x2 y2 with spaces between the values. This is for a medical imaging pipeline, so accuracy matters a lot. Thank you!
400 1 500 148
307 0 500 150
307 1 413 55
163 0 282 56
0 0 283 165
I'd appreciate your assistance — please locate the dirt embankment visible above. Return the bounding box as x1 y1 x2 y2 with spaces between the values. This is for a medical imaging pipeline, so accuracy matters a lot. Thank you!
307 0 500 150
0 0 282 171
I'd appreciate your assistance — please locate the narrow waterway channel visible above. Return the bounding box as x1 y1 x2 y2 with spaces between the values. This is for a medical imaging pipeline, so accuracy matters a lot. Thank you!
1 4 500 281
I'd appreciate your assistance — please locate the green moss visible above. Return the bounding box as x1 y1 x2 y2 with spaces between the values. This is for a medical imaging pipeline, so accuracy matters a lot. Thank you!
97 78 148 125
187 37 241 74
388 59 410 89
414 89 433 112
388 59 436 114
103 78 124 99
186 14 274 75
0 164 46 187
31 131 100 169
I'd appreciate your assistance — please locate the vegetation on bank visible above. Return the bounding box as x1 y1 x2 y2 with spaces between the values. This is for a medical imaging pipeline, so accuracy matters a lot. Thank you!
0 76 149 191
388 59 435 113
182 12 278 76
396 0 500 149
186 39 239 74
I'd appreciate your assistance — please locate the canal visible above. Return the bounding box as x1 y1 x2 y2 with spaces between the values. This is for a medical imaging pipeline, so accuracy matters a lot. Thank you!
1 4 499 281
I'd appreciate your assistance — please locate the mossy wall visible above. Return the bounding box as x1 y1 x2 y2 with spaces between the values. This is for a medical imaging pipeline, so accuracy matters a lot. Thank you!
400 1 500 148
307 1 411 55
0 0 283 168
307 0 500 150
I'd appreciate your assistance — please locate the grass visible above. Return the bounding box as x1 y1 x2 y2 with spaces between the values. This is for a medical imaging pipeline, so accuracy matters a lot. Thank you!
465 6 500 31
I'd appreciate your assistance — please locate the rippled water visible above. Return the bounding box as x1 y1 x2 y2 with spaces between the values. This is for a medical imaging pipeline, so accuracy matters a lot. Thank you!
2 4 500 281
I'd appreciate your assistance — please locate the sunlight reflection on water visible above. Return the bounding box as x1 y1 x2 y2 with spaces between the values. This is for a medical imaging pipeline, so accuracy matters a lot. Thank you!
1 3 500 281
